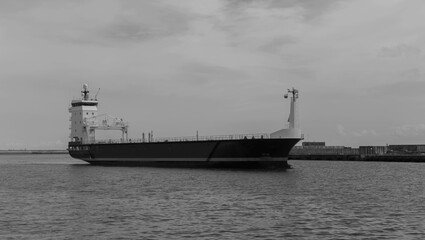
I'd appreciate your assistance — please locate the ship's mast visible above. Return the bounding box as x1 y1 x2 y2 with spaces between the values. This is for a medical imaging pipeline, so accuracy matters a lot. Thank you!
284 88 299 129
270 88 302 139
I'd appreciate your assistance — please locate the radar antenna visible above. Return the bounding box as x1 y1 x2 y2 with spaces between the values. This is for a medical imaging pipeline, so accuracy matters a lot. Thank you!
82 84 89 100
286 88 299 101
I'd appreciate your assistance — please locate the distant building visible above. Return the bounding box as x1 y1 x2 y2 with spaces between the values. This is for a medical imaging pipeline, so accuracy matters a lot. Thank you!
291 144 359 155
302 142 326 147
359 146 387 155
388 145 425 154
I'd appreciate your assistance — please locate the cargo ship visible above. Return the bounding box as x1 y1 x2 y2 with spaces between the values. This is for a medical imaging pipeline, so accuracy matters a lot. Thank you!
68 85 303 168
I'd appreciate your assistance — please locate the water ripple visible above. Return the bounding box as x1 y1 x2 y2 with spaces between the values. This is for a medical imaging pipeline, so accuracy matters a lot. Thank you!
0 155 424 239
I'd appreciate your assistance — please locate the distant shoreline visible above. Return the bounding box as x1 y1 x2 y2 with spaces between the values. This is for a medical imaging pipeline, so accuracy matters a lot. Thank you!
0 150 68 155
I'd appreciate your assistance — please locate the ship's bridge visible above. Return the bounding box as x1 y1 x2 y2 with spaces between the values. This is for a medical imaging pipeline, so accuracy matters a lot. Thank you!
69 84 101 143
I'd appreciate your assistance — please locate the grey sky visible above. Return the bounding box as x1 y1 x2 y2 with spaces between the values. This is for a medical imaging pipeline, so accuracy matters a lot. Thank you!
1 0 424 149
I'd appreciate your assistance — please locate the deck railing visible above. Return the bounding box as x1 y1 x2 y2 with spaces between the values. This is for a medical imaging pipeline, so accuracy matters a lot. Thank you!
89 133 271 144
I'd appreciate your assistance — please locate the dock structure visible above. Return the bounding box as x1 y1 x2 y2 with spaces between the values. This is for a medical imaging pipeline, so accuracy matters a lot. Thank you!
289 142 425 162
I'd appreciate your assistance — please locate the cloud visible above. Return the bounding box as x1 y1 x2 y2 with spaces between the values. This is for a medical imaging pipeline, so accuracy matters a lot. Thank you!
259 36 299 52
337 124 346 136
96 3 192 44
378 43 422 58
338 124 378 137
351 129 378 137
179 63 247 84
0 0 193 46
394 124 425 137
368 79 425 98
225 0 343 20
0 0 48 14
211 0 344 52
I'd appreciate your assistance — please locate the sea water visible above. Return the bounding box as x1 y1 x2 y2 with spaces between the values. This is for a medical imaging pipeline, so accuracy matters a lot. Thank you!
0 154 424 239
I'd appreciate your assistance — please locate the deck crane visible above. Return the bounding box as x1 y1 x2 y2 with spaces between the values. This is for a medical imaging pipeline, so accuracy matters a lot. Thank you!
83 114 129 142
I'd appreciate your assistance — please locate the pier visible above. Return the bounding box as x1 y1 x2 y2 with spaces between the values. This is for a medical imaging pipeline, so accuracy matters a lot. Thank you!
289 142 425 162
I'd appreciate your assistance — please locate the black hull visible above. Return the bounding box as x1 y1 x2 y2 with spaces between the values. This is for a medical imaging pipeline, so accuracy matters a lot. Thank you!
68 138 300 169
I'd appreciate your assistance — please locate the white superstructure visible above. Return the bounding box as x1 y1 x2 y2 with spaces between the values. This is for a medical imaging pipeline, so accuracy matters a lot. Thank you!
271 88 303 139
69 84 128 144
69 84 99 143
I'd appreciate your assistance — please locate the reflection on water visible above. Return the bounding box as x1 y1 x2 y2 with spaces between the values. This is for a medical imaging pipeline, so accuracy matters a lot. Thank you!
0 155 424 239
